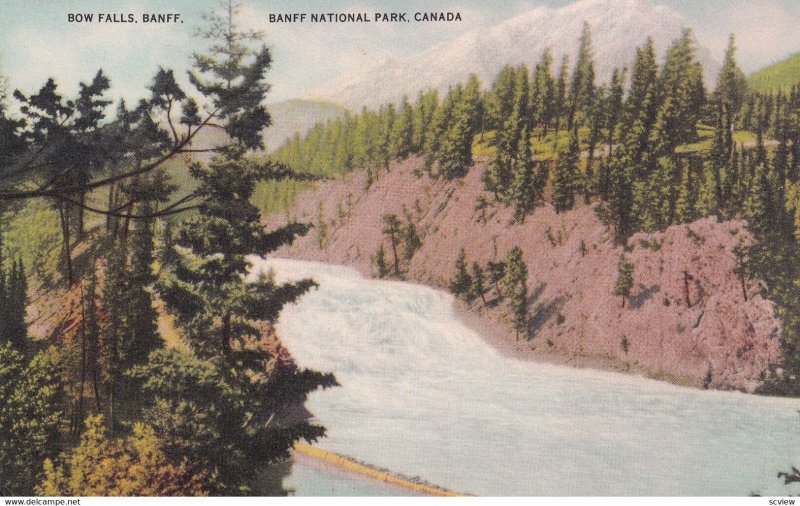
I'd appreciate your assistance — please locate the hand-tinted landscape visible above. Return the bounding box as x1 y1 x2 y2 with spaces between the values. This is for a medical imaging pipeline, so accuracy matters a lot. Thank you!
2 0 800 497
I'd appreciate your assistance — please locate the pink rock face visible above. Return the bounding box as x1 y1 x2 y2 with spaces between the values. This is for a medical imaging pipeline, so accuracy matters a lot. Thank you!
272 157 782 392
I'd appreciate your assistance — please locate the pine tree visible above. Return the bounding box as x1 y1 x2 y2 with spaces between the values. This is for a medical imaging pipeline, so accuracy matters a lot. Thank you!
0 344 63 495
743 162 776 237
389 96 414 160
437 75 481 179
374 243 389 279
509 126 537 222
487 260 506 300
553 56 570 138
381 213 402 277
599 67 627 200
449 248 472 297
503 247 529 340
470 262 487 305
100 240 128 432
674 164 696 223
568 22 596 129
412 90 438 154
402 208 422 261
530 48 555 138
614 254 634 308
715 34 747 153
553 127 581 213
126 208 160 369
486 65 518 132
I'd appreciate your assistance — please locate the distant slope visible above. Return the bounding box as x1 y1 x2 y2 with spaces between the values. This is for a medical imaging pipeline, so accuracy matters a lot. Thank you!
748 53 800 94
263 99 349 152
311 0 719 109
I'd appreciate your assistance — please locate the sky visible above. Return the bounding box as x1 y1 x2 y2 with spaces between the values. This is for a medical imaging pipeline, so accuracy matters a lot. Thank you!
1 0 799 107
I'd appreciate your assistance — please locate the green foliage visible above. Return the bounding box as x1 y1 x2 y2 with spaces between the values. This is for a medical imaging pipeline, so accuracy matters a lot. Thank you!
128 348 336 494
614 254 635 308
748 52 800 94
502 247 529 339
553 127 582 213
0 234 28 351
381 213 403 277
401 207 422 261
469 262 487 305
38 414 206 496
449 248 472 297
1 344 63 495
1 200 62 282
374 243 389 279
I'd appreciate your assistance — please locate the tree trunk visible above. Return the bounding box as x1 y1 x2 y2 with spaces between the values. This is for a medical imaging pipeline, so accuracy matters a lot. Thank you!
58 201 75 286
77 191 86 240
106 183 116 232
389 229 400 276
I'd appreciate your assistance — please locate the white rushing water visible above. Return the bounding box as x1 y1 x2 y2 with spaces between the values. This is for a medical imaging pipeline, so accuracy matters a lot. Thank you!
251 257 800 496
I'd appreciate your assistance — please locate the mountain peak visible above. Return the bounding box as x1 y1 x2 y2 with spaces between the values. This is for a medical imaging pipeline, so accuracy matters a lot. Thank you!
311 0 719 109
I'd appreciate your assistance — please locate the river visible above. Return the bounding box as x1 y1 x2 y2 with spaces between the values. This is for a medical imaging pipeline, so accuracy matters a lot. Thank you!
250 257 800 496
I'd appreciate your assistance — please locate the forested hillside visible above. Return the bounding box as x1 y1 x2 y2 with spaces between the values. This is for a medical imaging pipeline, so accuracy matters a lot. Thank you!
273 28 800 395
0 1 335 496
749 53 800 94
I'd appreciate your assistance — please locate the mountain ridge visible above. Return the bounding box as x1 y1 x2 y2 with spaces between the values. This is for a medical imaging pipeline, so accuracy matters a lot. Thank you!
310 0 720 109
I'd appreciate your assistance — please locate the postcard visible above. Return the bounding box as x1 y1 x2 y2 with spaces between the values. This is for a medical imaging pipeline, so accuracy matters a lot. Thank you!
1 0 800 499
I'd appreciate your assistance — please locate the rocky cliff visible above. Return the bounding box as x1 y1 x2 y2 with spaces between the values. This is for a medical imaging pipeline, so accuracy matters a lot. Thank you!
272 157 782 391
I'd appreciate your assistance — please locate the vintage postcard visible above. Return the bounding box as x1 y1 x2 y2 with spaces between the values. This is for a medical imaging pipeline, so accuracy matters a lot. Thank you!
1 0 800 499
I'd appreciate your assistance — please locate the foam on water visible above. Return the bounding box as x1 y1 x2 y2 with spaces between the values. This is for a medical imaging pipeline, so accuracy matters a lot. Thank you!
251 257 800 496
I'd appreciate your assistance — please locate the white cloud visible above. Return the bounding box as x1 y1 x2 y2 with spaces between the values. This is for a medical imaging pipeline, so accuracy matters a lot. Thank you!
688 0 800 73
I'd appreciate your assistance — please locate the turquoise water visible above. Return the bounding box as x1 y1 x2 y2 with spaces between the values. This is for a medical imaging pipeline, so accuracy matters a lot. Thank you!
285 460 419 496
253 257 800 496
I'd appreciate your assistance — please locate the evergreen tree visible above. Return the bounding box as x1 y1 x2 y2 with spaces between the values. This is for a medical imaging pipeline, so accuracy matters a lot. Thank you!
38 415 205 496
553 56 570 138
411 90 438 154
381 213 402 276
743 162 777 237
568 22 596 129
470 262 487 305
100 240 128 432
530 48 555 138
0 344 63 495
437 75 481 179
126 208 160 368
715 34 747 154
614 254 634 308
599 67 627 199
402 208 422 261
487 260 506 300
449 248 472 297
486 65 518 132
374 243 389 279
503 247 529 340
553 127 581 213
508 126 538 222
128 348 336 494
674 164 697 223
389 96 414 160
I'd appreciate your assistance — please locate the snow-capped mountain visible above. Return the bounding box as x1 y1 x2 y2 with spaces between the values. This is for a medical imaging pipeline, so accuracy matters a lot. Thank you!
311 0 720 109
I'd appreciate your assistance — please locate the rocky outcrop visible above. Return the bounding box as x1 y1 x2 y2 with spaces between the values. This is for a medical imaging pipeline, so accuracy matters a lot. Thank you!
272 157 782 391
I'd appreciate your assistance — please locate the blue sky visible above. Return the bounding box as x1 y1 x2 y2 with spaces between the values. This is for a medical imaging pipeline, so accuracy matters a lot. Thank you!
1 0 799 105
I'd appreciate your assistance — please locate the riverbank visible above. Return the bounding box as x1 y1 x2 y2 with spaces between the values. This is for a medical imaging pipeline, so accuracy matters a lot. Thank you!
260 256 800 496
270 156 782 392
292 444 464 496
